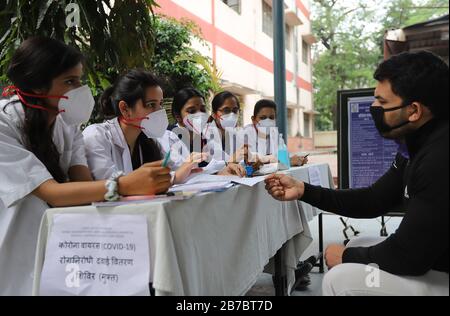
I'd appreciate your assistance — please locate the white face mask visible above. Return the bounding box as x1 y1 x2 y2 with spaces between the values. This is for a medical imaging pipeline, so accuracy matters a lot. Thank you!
219 113 239 129
183 112 209 133
141 109 169 138
257 119 276 128
58 85 95 126
256 118 277 134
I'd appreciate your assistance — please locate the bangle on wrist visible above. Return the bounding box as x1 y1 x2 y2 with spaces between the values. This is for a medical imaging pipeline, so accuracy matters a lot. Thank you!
104 171 125 201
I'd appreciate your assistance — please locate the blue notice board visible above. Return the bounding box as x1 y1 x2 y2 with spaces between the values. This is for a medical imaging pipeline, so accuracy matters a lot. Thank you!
338 89 399 189
347 96 398 188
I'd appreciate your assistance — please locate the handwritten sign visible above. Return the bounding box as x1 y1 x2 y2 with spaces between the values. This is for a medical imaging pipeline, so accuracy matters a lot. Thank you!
39 214 150 296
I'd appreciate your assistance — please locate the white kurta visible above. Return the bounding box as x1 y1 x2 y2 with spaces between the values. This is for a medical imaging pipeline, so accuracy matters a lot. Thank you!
0 97 88 296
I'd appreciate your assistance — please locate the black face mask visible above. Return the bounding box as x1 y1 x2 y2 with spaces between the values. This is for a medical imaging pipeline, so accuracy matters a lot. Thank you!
370 103 411 135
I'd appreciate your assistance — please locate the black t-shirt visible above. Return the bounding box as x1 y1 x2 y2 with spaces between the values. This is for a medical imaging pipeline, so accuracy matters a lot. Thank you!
301 119 449 276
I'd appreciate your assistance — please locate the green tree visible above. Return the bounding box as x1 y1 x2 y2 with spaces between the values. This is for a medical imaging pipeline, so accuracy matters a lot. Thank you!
375 0 449 55
150 16 222 99
312 0 380 131
311 0 448 131
390 0 449 27
0 2 222 124
0 0 158 88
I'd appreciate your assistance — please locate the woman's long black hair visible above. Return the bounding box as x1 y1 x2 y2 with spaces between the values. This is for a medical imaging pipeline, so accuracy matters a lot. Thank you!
5 37 84 183
100 69 162 166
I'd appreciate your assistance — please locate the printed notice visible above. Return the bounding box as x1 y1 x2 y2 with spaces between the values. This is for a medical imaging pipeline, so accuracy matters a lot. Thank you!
348 97 398 188
39 214 150 296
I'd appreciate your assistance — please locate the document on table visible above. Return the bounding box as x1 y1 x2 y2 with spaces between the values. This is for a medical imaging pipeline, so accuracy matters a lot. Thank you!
39 214 150 296
253 163 279 176
184 173 267 187
169 181 234 193
228 176 267 187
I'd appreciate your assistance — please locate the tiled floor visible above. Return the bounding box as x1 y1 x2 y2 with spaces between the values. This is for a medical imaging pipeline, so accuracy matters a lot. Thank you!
247 214 403 296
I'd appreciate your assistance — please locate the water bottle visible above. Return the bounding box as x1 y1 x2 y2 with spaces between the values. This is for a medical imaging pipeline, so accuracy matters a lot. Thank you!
277 133 291 169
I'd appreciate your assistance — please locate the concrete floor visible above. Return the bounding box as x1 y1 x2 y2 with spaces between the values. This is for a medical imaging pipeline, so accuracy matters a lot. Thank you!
247 214 403 296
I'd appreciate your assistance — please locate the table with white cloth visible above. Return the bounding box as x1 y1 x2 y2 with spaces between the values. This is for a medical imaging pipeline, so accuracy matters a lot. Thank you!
32 163 334 296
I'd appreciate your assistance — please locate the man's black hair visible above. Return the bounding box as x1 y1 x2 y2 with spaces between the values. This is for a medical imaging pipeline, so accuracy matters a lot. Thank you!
374 51 449 120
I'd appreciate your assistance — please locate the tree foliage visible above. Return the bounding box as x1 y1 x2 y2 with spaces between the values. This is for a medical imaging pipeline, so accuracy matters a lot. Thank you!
0 0 158 90
311 0 379 131
150 16 222 99
0 2 222 124
312 0 449 131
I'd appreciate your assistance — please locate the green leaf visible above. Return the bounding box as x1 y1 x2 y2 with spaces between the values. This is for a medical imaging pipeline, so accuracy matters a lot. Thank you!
36 0 56 30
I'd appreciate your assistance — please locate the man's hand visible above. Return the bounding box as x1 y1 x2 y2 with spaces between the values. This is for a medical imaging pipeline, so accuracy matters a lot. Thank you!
264 174 305 201
325 244 346 269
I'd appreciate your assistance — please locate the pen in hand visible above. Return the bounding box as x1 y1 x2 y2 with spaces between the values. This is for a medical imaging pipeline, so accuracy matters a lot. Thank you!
162 151 171 168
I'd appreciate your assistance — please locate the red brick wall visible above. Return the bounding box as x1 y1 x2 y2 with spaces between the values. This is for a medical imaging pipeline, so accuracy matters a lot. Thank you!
288 137 315 153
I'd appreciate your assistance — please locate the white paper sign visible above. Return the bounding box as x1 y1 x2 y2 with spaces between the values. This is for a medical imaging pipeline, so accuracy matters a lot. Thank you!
308 165 324 187
39 214 150 296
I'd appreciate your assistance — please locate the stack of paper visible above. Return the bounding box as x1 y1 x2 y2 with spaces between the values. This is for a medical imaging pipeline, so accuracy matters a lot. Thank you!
169 181 234 193
184 173 267 187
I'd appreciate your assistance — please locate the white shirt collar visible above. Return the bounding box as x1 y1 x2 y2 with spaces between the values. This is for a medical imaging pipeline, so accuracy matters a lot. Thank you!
108 117 129 150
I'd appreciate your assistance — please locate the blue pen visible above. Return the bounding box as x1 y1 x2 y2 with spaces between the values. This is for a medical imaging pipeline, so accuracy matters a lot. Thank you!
162 151 171 168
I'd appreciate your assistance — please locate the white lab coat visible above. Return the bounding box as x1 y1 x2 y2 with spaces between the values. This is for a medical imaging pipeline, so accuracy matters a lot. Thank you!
202 121 231 162
0 97 88 296
202 122 278 165
83 118 192 180
171 122 227 173
83 119 225 180
240 124 279 158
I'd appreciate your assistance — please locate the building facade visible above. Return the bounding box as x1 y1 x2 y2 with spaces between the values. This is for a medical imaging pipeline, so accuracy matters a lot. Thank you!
156 0 316 151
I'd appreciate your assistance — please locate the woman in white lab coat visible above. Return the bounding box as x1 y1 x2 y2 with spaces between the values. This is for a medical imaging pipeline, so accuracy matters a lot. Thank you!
83 70 204 183
242 99 308 166
0 37 171 296
203 91 263 176
170 88 245 176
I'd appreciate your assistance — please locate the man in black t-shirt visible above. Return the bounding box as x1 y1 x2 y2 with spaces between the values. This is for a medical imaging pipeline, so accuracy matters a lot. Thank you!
265 51 449 296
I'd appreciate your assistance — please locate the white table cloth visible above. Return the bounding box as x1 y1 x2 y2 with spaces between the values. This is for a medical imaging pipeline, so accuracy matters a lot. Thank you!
32 164 333 296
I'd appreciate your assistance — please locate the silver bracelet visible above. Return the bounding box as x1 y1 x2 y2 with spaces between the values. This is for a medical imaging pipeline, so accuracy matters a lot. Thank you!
104 171 125 201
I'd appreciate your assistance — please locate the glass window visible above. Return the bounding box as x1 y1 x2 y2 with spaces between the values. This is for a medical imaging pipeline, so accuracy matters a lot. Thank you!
302 40 309 64
221 0 241 14
262 1 273 37
285 24 292 52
